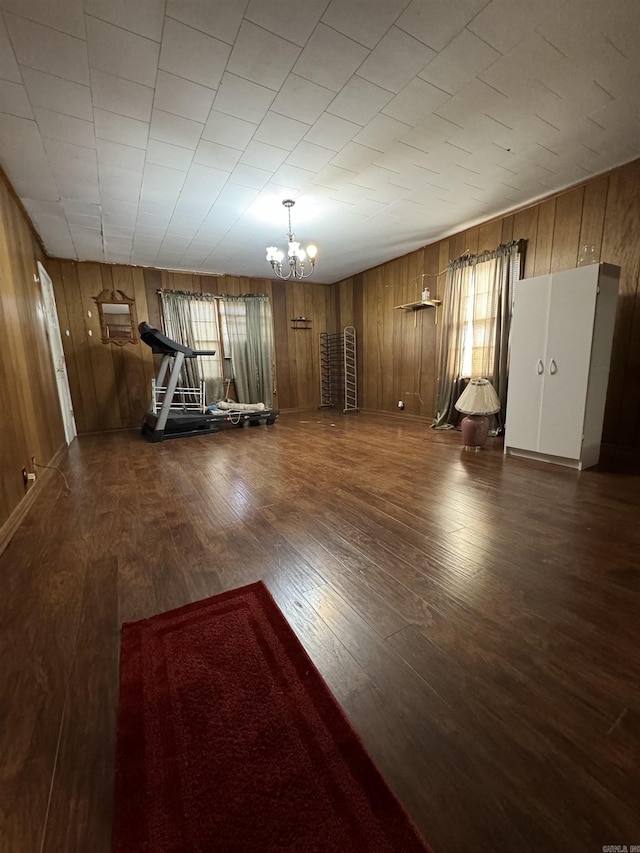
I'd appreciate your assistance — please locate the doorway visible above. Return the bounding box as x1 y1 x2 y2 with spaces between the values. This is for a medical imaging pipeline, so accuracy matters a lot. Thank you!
37 261 77 445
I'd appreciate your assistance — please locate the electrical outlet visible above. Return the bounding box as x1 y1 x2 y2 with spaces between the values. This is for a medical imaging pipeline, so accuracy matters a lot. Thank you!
397 400 405 410
22 468 28 485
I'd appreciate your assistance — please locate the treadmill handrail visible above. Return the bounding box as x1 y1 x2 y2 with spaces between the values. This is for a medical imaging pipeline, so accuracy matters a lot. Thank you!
138 321 216 357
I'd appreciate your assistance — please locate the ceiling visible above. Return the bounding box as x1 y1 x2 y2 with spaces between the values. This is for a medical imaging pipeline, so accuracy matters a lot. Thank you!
1 0 639 284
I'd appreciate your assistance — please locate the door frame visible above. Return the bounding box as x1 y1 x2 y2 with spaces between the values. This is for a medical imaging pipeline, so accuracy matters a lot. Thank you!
37 261 77 445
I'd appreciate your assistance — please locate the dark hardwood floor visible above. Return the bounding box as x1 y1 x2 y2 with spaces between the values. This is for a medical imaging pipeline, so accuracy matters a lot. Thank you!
2 411 639 852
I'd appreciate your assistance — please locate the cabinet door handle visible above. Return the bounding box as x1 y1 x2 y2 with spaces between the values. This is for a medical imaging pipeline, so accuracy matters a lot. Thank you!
549 358 557 375
537 359 544 375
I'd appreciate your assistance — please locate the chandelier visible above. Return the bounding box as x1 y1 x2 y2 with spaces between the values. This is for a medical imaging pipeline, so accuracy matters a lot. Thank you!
265 199 317 280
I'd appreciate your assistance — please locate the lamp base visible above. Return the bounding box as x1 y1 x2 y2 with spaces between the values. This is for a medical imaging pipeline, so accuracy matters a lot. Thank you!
460 414 490 448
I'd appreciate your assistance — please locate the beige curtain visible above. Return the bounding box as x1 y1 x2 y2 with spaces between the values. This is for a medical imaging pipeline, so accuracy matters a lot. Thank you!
433 241 522 432
221 294 274 408
159 290 224 403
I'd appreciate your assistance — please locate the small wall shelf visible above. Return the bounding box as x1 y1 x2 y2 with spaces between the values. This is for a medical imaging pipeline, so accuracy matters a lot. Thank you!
291 317 312 330
394 299 442 311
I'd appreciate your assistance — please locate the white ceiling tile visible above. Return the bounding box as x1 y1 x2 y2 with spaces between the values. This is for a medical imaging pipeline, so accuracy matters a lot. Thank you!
292 24 369 93
147 139 195 171
159 18 230 89
165 0 247 44
194 139 242 171
479 32 565 101
245 0 325 46
103 223 134 237
165 224 199 238
179 243 215 266
322 0 412 50
90 70 154 122
270 74 334 124
56 179 100 203
84 0 165 41
149 109 204 149
253 112 310 150
136 214 168 230
326 76 394 126
382 77 450 126
0 32 22 83
180 163 231 202
240 140 288 170
63 199 101 217
22 198 66 220
86 16 159 88
101 199 138 224
34 106 95 147
396 0 487 52
32 213 75 255
330 142 381 172
229 163 272 189
420 30 500 96
98 162 143 202
154 71 216 123
173 196 215 220
0 79 33 119
227 21 300 92
70 225 104 257
468 0 554 54
358 27 435 94
434 78 509 129
202 110 257 149
68 212 101 228
311 164 357 190
96 138 146 171
353 113 412 151
140 163 186 204
0 0 85 39
347 197 386 217
212 73 275 124
21 67 92 121
285 141 334 171
4 13 89 84
304 113 361 151
94 108 149 149
48 150 98 187
213 182 259 214
269 163 316 190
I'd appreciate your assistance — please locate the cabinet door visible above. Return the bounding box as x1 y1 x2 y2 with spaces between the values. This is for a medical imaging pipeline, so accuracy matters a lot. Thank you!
538 267 598 459
505 275 551 452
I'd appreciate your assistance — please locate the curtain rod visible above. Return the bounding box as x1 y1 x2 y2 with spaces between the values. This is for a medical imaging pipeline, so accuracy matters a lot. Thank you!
157 288 222 297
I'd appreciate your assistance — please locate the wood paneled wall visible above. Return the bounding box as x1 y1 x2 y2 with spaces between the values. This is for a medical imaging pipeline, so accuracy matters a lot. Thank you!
334 158 640 450
46 262 337 432
0 171 65 535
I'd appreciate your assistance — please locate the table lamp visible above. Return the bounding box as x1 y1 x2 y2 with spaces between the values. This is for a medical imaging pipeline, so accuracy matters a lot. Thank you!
454 378 501 448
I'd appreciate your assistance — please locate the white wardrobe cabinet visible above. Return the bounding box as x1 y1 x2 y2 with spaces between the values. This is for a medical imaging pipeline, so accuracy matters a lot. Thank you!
504 263 620 470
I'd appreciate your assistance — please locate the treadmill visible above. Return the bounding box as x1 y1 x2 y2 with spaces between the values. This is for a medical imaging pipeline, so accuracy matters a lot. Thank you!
139 321 279 442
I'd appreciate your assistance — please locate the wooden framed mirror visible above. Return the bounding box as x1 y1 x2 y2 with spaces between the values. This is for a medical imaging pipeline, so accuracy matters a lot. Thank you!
94 289 138 345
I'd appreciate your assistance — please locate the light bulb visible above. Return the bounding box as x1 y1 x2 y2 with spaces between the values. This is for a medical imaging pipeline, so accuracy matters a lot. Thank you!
306 244 317 259
266 246 279 261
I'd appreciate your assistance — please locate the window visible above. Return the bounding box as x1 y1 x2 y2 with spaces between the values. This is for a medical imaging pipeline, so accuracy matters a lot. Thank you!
461 261 499 378
188 299 224 392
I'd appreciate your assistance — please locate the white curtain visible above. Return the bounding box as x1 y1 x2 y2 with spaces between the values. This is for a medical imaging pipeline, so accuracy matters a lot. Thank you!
433 241 523 433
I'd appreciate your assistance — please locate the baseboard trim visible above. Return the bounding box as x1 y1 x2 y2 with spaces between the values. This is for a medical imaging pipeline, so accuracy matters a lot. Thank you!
0 443 67 558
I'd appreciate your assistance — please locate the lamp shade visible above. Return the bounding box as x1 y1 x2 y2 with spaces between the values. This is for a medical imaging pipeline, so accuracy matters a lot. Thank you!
455 378 501 415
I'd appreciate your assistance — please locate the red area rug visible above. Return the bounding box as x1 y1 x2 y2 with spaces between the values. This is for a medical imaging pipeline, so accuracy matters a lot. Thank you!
112 581 432 852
